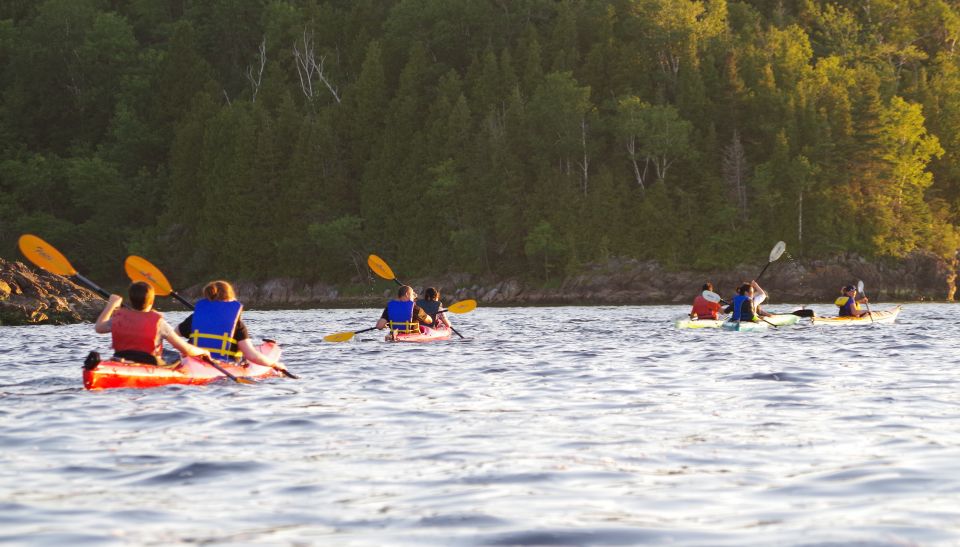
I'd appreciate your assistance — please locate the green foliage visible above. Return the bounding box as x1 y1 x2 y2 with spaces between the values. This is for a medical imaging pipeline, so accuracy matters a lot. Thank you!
2 0 960 288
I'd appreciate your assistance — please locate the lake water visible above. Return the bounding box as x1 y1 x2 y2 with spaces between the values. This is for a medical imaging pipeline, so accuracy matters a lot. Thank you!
1 303 959 545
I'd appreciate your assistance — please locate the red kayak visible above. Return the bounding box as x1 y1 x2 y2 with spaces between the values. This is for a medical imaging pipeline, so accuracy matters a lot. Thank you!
386 326 452 343
83 341 282 390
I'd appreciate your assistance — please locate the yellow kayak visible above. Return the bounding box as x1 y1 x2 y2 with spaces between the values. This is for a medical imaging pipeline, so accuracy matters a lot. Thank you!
811 306 902 326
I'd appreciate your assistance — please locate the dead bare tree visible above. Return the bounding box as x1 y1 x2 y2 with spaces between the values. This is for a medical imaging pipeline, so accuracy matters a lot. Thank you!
722 130 748 218
626 135 649 193
293 29 341 104
245 37 266 103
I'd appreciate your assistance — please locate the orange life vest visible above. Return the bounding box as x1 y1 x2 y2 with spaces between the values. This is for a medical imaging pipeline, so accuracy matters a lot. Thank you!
691 295 721 320
111 308 163 356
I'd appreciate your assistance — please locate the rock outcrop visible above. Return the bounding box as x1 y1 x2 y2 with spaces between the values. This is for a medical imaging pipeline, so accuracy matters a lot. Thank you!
0 259 103 325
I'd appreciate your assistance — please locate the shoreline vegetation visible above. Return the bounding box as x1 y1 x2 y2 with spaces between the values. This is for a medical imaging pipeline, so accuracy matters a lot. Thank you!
4 251 955 325
3 2 960 304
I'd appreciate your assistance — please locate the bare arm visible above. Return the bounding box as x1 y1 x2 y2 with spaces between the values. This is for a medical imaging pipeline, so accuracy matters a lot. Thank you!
375 318 388 330
238 338 278 366
158 321 208 357
94 294 123 334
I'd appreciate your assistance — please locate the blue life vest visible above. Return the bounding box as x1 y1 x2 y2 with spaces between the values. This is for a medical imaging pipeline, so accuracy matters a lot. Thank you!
417 299 441 322
190 299 243 361
387 300 418 333
731 294 757 322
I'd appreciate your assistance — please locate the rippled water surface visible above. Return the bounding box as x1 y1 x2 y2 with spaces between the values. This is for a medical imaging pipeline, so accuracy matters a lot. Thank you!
2 303 960 545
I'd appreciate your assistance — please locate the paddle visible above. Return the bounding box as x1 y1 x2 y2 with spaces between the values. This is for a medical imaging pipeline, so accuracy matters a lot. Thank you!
199 354 255 384
367 254 470 339
18 235 255 384
756 240 787 281
857 279 874 323
124 255 194 309
18 234 112 300
324 299 478 343
702 291 813 319
124 255 297 379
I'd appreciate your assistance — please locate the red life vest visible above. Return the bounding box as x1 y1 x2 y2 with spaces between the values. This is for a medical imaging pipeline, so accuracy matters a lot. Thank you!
111 308 163 356
691 295 721 320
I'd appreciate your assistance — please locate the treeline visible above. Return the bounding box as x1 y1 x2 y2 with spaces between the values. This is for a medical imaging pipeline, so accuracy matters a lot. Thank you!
2 0 960 285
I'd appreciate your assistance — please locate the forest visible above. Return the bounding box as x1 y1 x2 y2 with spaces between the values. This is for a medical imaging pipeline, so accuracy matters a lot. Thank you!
2 0 959 285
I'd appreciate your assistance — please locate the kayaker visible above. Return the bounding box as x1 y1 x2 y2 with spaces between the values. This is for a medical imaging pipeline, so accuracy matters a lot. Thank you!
690 282 722 320
376 285 434 335
836 285 870 317
175 280 279 367
417 287 451 329
94 281 209 365
728 280 768 322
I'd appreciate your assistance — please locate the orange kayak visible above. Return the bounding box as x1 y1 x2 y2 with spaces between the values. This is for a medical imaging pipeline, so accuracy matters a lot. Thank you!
386 326 453 343
83 341 282 390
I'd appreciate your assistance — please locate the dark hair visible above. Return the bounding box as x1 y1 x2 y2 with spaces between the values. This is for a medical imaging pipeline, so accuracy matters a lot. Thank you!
843 285 856 292
203 280 236 301
736 283 751 295
423 287 439 301
397 285 413 299
701 282 713 292
128 281 155 311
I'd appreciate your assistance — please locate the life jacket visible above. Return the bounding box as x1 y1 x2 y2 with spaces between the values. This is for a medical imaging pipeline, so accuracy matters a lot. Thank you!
691 295 720 320
417 299 442 322
835 296 859 317
190 299 243 361
387 300 418 333
731 294 757 322
111 308 163 357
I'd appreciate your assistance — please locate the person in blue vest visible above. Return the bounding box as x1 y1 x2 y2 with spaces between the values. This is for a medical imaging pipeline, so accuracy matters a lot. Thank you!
728 280 768 322
176 280 279 366
416 287 451 329
836 285 870 317
375 285 434 335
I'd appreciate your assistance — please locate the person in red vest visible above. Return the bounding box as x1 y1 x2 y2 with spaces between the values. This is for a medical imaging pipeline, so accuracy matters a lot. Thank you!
94 281 209 365
689 282 722 320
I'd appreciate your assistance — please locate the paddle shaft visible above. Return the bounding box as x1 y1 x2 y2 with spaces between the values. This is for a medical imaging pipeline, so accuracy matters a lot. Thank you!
756 261 773 282
200 355 247 384
170 291 194 310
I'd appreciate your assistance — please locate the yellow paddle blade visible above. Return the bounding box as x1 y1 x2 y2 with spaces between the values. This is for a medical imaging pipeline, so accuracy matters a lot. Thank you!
367 254 396 281
124 255 174 296
323 331 357 343
18 234 77 276
446 299 477 314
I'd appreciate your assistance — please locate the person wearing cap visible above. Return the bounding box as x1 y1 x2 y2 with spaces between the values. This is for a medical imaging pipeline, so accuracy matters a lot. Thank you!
689 282 722 320
836 285 870 317
376 285 434 335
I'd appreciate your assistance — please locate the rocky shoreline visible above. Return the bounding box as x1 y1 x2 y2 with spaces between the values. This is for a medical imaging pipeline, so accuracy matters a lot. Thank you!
0 259 103 325
2 251 956 325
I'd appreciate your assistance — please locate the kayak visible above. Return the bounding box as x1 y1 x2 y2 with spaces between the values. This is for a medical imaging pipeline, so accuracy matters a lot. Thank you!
811 305 902 326
83 341 282 390
721 314 801 332
674 318 724 329
679 314 801 330
386 326 453 343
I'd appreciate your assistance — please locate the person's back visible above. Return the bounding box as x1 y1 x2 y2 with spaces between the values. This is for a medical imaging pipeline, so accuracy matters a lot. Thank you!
95 281 208 365
377 285 433 335
417 287 448 328
690 283 720 320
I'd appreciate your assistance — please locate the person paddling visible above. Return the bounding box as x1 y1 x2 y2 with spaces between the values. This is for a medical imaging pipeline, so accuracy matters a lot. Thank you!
376 285 434 339
176 280 279 367
417 287 452 329
836 284 870 318
690 282 722 320
94 281 209 365
727 280 768 323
